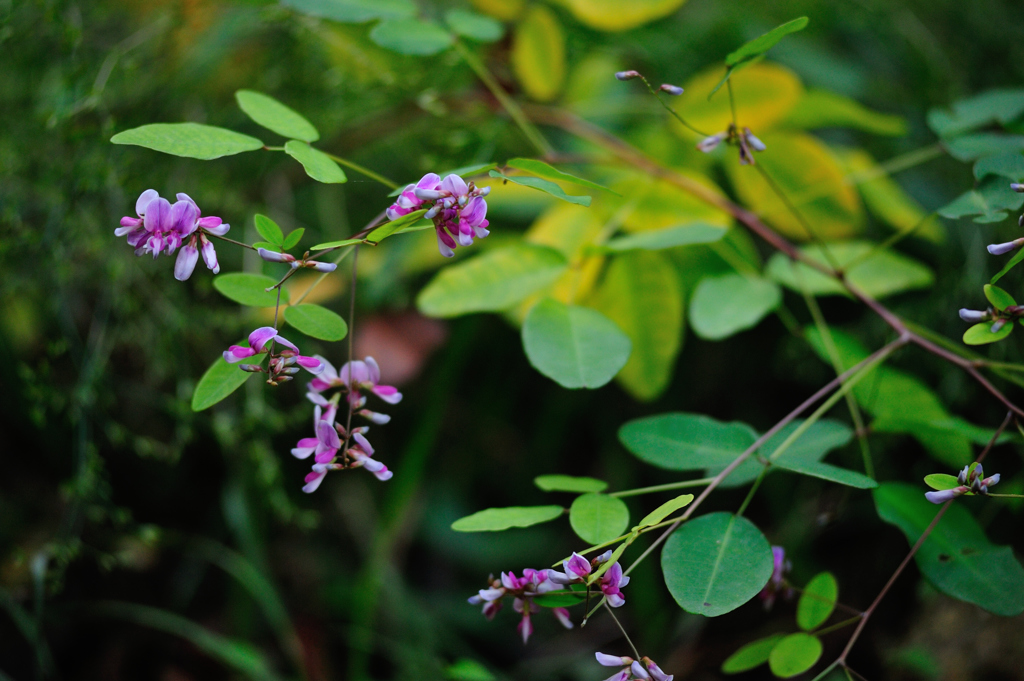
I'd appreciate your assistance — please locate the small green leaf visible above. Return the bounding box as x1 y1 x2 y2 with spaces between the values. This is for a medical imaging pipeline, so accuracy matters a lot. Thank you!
946 134 1024 162
569 493 630 544
506 158 617 195
284 141 347 184
924 474 961 491
254 214 284 246
661 512 774 617
281 0 416 23
252 241 279 251
531 592 585 607
963 321 1013 345
284 304 347 342
445 9 504 42
783 89 907 136
722 635 785 674
310 238 364 250
235 90 319 142
773 459 877 488
974 152 1024 182
417 244 568 318
366 209 428 243
213 273 281 307
599 224 726 252
796 572 838 631
927 89 1024 138
450 505 564 532
445 658 496 681
766 243 933 299
619 413 758 472
111 123 263 160
984 284 1016 310
282 228 305 250
689 274 781 341
522 298 632 389
636 494 694 529
768 633 823 678
990 246 1024 284
534 475 608 493
938 176 1024 223
490 170 591 206
725 17 810 67
369 18 454 56
192 352 254 412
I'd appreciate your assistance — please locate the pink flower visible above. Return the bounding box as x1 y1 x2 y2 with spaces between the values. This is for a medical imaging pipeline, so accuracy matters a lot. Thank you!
386 173 441 221
223 327 324 384
467 568 571 643
758 546 792 609
599 561 629 608
595 653 672 681
385 172 491 258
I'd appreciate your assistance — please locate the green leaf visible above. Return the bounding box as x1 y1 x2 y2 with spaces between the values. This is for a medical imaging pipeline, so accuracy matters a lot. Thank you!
590 250 684 401
369 18 454 56
974 152 1024 182
281 0 416 23
689 274 781 341
534 475 608 493
531 592 586 608
938 176 1024 223
619 413 758 472
511 5 565 102
722 634 785 674
235 90 319 142
284 304 347 342
774 459 876 488
521 298 632 389
254 214 284 246
445 659 496 681
946 134 1024 162
783 90 907 136
444 9 503 43
311 237 364 250
925 474 961 491
725 17 810 67
797 572 838 631
92 602 282 681
490 170 591 206
991 246 1024 285
874 482 1024 616
450 505 564 532
963 321 1013 345
111 123 263 160
768 633 823 678
213 273 281 307
598 223 726 252
417 244 568 318
253 241 279 251
192 352 254 412
284 140 347 184
569 493 630 544
366 209 429 243
282 228 305 250
871 416 1013 447
927 89 1024 138
506 158 617 195
636 494 694 529
661 512 774 617
984 284 1016 309
766 242 933 299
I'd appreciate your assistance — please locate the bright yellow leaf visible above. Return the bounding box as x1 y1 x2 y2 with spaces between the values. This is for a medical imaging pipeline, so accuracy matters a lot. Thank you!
564 0 687 32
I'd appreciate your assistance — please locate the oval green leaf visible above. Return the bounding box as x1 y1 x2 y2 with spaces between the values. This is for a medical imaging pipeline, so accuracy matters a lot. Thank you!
213 273 281 307
506 158 616 195
689 273 781 341
522 298 632 389
282 228 305 250
417 244 568 318
366 209 429 243
490 171 591 206
619 413 758 472
768 633 823 678
636 494 694 529
726 17 810 66
963 321 1013 345
534 475 608 493
369 18 454 56
721 634 785 674
924 473 960 491
111 123 263 160
450 505 564 532
192 353 254 412
511 5 565 102
569 493 630 544
445 9 503 42
254 214 284 246
284 140 347 183
600 223 726 252
661 512 774 617
235 90 319 142
284 304 348 342
311 237 364 250
766 242 933 299
796 572 838 631
983 284 1016 310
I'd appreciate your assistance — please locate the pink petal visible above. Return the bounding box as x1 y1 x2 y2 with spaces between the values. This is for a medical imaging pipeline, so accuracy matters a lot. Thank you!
248 327 278 352
302 469 327 493
371 385 402 405
223 346 257 363
596 653 632 667
364 356 381 384
352 432 374 456
136 189 160 216
416 173 441 190
174 245 199 281
317 420 341 449
441 174 468 197
296 356 324 375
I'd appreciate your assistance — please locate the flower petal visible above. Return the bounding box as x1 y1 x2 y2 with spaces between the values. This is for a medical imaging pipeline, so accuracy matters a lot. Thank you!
248 327 279 352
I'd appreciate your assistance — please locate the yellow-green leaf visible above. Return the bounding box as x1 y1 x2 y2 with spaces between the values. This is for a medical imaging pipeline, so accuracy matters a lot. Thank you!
784 90 907 136
511 5 565 102
235 90 319 142
765 242 933 299
563 0 687 32
284 141 347 183
796 572 838 631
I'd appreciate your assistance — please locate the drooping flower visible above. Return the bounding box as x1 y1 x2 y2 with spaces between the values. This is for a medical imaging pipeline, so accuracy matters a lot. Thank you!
987 238 1024 256
659 83 684 95
595 653 673 681
385 173 491 258
257 248 337 273
758 546 792 610
959 308 993 323
467 568 571 643
925 463 1000 503
223 327 324 384
695 124 766 165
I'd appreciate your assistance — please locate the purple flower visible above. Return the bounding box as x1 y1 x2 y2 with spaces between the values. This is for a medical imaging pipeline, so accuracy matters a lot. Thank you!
697 133 727 153
314 356 404 408
223 327 325 384
467 568 569 643
925 463 1001 503
258 248 336 273
659 84 684 96
758 546 792 609
959 308 992 323
385 173 491 258
599 561 629 607
595 653 672 681
299 423 393 492
925 487 967 504
1011 183 1024 193
987 238 1024 255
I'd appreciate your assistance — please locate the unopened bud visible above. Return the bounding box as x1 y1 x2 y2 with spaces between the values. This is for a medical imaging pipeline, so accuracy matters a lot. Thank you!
280 367 301 375
697 133 725 153
258 247 296 263
958 465 970 485
1019 213 1023 228
987 239 1024 255
614 70 641 81
744 128 767 152
424 205 441 219
477 186 491 197
413 188 442 201
959 308 990 323
659 83 684 96
458 194 467 207
970 464 983 483
1011 183 1024 192
275 375 293 383
1006 305 1024 316
305 260 338 273
982 473 1001 488
991 318 1008 333
239 364 263 373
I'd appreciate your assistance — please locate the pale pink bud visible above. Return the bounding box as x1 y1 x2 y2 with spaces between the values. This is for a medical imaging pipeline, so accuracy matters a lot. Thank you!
659 83 684 95
615 70 641 81
258 248 296 263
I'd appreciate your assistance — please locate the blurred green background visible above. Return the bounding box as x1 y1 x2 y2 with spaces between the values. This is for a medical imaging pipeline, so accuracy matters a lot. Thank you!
2 0 1024 679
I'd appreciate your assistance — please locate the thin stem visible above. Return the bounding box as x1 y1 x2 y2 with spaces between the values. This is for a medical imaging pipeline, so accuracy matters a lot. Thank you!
603 603 641 660
454 40 554 157
812 615 862 638
844 666 870 681
205 231 257 251
988 493 1024 498
273 286 282 329
844 143 945 186
736 467 768 517
840 212 934 272
611 477 714 498
809 661 840 681
341 247 359 459
635 74 712 137
755 163 842 272
292 246 355 306
977 411 1013 464
321 152 399 190
726 79 739 131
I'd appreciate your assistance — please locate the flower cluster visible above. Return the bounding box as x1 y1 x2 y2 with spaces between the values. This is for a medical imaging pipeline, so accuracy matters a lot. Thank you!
697 124 767 165
224 327 324 385
386 173 490 258
116 190 229 280
925 463 1001 504
257 248 338 273
595 652 673 681
468 551 629 644
758 545 793 610
295 356 402 492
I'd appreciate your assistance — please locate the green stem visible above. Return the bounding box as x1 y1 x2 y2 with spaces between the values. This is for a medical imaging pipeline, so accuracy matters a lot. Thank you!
321 152 399 190
735 466 768 517
726 79 739 130
291 244 357 306
988 493 1024 498
604 603 641 660
811 615 863 638
840 212 935 272
635 74 712 137
809 661 840 681
205 231 257 251
454 40 554 157
611 477 714 498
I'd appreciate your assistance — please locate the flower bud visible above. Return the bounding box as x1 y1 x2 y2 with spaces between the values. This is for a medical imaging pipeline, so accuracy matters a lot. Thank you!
424 204 441 219
697 133 726 153
659 83 684 95
744 128 767 152
982 473 1001 488
959 308 990 323
925 487 965 504
280 367 301 375
595 652 633 667
239 364 263 373
275 375 293 383
1011 183 1024 192
614 70 641 81
631 660 652 680
477 186 491 197
957 465 970 485
413 188 442 201
258 247 296 263
987 238 1024 255
306 260 338 273
991 319 1008 333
